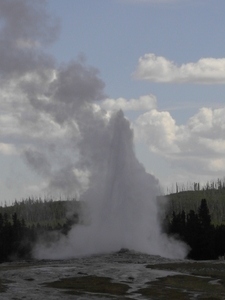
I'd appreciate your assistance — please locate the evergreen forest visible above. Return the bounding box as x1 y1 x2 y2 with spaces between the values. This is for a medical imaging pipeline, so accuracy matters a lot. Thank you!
1 179 225 262
0 198 82 262
166 199 225 260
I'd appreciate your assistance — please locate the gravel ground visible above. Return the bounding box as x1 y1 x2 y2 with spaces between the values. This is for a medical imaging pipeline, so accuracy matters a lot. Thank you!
0 251 180 300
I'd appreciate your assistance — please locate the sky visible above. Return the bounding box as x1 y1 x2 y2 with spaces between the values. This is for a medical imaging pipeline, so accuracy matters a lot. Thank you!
0 0 225 203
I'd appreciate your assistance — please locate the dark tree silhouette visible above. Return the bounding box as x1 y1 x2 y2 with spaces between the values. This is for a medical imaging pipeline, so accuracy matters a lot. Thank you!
168 199 218 260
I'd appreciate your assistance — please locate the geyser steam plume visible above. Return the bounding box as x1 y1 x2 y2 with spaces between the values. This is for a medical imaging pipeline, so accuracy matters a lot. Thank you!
0 0 187 259
34 110 187 259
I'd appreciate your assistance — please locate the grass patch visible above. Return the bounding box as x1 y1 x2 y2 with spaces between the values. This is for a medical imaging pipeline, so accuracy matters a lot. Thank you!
138 274 225 299
0 278 14 293
0 262 37 272
138 283 190 300
44 275 130 297
146 261 225 278
139 261 225 299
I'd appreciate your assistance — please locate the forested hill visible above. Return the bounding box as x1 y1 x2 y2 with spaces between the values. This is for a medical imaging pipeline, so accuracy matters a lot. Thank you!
163 188 225 224
0 198 83 226
1 188 225 261
2 183 225 226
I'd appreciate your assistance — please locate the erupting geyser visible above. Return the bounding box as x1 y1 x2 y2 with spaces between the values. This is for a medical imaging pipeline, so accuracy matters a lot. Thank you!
34 110 187 259
0 0 187 261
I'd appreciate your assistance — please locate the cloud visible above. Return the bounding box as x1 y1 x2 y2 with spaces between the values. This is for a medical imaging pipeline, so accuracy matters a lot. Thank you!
0 0 59 76
0 0 106 198
135 106 225 175
134 53 225 84
0 143 17 155
135 109 180 153
0 59 107 197
101 94 157 111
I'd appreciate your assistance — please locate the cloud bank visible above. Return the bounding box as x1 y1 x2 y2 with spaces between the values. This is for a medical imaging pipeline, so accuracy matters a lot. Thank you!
135 106 225 177
0 0 106 197
101 94 157 111
134 53 225 84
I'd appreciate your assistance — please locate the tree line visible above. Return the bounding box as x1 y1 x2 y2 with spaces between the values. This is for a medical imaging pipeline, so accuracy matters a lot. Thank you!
0 198 83 227
1 195 225 262
166 199 225 260
160 188 225 224
167 178 225 194
0 211 79 262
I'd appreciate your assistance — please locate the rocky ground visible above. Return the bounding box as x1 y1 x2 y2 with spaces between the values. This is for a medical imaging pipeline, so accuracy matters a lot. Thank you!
0 251 224 299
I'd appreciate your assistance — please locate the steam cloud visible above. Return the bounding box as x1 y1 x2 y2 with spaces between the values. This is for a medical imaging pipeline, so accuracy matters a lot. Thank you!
0 1 187 258
34 109 187 259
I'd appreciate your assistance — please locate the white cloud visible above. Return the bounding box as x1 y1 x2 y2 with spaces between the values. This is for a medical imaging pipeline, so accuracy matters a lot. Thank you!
135 106 225 175
134 53 225 84
187 107 225 137
0 57 106 198
101 94 157 111
209 159 225 172
0 143 17 155
135 109 180 153
16 38 40 49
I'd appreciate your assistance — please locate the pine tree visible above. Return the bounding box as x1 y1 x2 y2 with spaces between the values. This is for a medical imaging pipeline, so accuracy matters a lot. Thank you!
198 199 211 229
197 199 215 259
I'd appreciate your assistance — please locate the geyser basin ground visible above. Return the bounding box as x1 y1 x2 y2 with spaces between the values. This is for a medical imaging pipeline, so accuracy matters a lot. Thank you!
0 251 225 300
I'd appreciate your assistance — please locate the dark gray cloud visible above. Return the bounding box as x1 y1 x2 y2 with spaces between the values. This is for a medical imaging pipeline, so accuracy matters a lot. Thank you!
48 165 81 198
54 62 105 105
0 0 59 76
23 149 51 176
28 61 106 125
